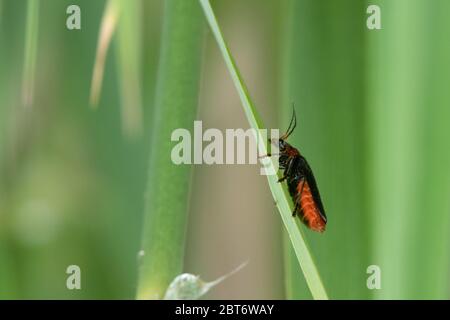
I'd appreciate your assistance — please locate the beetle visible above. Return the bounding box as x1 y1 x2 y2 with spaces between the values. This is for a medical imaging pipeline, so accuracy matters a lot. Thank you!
269 109 327 232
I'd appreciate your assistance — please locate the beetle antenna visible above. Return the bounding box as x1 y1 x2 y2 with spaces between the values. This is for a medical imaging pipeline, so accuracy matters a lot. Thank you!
281 103 297 140
287 105 297 137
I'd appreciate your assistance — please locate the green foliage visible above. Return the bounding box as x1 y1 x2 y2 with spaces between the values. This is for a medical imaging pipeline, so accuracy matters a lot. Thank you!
367 0 450 299
0 0 449 300
115 0 143 138
22 0 39 107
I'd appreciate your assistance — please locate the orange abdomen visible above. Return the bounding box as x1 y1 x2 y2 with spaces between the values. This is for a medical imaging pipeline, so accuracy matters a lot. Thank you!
298 181 326 232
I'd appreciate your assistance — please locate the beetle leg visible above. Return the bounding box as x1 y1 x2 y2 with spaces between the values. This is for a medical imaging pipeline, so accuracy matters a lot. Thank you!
259 152 280 158
292 202 299 217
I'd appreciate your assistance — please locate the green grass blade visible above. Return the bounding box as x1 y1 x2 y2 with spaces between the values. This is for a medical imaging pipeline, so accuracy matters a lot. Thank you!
90 0 119 107
115 0 143 138
199 0 328 300
136 0 204 299
367 0 450 299
22 0 39 107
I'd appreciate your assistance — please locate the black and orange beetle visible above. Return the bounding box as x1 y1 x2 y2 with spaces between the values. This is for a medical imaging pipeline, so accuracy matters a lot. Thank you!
269 109 327 232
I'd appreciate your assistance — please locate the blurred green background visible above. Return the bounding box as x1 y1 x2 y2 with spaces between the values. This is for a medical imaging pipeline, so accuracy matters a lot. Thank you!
1 0 450 299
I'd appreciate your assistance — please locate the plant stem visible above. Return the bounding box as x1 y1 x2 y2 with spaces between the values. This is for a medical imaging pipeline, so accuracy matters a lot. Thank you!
90 0 119 107
22 0 39 107
136 0 204 300
115 0 143 138
367 0 450 299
